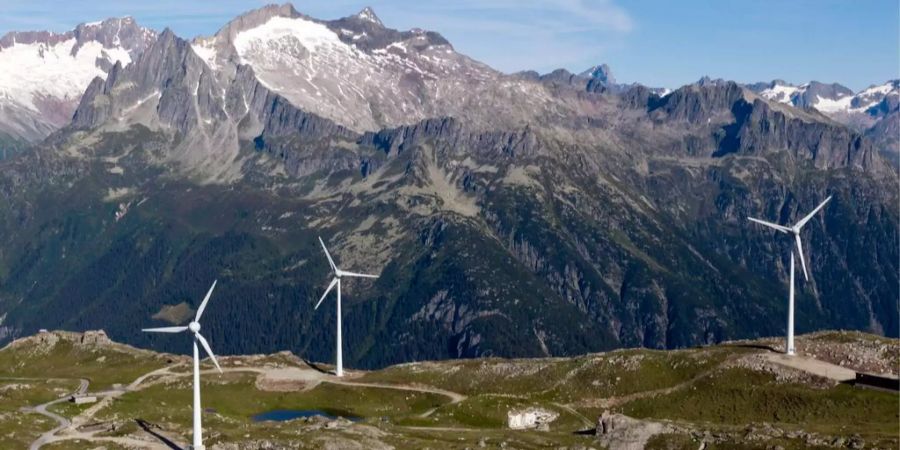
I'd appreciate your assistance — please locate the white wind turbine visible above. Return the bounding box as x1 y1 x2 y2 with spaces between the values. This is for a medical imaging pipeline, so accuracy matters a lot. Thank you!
748 196 831 356
315 237 378 377
143 281 223 450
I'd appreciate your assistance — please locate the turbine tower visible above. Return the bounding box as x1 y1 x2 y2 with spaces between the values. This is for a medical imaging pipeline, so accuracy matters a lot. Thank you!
748 196 831 356
143 281 223 450
315 237 378 377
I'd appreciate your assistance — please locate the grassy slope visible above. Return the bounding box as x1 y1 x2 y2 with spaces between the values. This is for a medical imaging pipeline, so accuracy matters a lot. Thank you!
362 347 734 400
0 338 169 390
0 378 80 448
0 331 896 449
624 367 898 438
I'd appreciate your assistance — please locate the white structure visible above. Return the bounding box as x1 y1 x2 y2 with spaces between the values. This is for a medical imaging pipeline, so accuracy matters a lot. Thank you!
507 407 559 430
749 196 831 356
315 237 378 377
143 281 223 450
70 395 98 405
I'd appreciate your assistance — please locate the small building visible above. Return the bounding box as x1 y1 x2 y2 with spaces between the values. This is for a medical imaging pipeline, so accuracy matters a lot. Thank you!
507 407 559 430
70 395 98 405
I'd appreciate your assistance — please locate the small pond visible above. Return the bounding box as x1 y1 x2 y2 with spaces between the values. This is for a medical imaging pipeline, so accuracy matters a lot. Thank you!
252 409 361 422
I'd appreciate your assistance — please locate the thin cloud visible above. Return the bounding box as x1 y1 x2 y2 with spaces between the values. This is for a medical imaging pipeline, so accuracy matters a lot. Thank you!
472 0 633 32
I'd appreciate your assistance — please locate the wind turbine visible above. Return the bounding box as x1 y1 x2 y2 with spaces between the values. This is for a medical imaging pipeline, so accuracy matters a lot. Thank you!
143 281 223 450
748 196 831 356
315 237 378 377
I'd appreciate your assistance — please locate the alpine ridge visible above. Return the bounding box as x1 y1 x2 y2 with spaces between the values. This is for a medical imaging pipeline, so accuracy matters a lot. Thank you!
747 79 900 162
0 17 156 149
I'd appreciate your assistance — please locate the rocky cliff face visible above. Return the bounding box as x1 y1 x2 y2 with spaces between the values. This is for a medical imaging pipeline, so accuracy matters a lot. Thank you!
0 17 156 144
748 79 900 162
639 82 882 172
185 3 556 135
0 4 896 367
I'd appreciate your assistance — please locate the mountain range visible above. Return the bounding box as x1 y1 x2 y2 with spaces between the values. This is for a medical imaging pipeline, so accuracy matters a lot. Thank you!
746 79 900 163
0 4 896 369
0 17 156 153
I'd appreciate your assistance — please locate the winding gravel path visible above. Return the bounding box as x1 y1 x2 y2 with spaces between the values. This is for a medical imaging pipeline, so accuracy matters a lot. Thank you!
27 378 87 450
26 367 185 450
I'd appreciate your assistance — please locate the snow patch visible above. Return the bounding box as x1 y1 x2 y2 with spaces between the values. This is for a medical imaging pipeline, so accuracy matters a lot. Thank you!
190 41 217 70
812 94 853 114
859 82 895 97
0 38 132 111
759 83 800 104
234 16 351 58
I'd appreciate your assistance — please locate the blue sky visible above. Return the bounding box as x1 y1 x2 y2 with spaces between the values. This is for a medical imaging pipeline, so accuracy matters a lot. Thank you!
1 0 896 90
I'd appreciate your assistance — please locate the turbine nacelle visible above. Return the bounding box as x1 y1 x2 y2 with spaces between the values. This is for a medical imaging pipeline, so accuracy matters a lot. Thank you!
189 321 201 333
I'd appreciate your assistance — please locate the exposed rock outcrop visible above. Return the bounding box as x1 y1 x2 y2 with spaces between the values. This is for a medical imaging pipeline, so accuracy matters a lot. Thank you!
596 411 677 450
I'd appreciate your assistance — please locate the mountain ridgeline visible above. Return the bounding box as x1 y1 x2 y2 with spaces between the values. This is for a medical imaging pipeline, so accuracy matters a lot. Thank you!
0 4 896 369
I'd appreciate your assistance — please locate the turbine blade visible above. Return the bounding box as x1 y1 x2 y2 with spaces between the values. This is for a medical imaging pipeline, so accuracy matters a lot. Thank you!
748 217 790 233
319 237 337 273
795 234 809 281
195 280 218 321
339 270 379 279
795 196 832 229
315 278 338 310
142 326 188 333
196 333 222 373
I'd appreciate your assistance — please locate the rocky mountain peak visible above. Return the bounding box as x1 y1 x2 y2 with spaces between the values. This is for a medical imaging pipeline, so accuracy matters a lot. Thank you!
0 16 155 58
154 27 176 44
173 4 533 135
696 76 729 87
579 63 615 84
746 78 900 161
72 22 223 136
207 3 301 44
0 16 156 143
752 79 855 111
354 7 384 26
71 16 156 56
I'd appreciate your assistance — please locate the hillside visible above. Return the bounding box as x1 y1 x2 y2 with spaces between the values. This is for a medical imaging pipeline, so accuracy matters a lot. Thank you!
0 3 897 370
0 330 896 449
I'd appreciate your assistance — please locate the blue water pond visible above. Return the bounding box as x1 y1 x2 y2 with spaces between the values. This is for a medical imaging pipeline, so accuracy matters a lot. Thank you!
252 409 361 422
